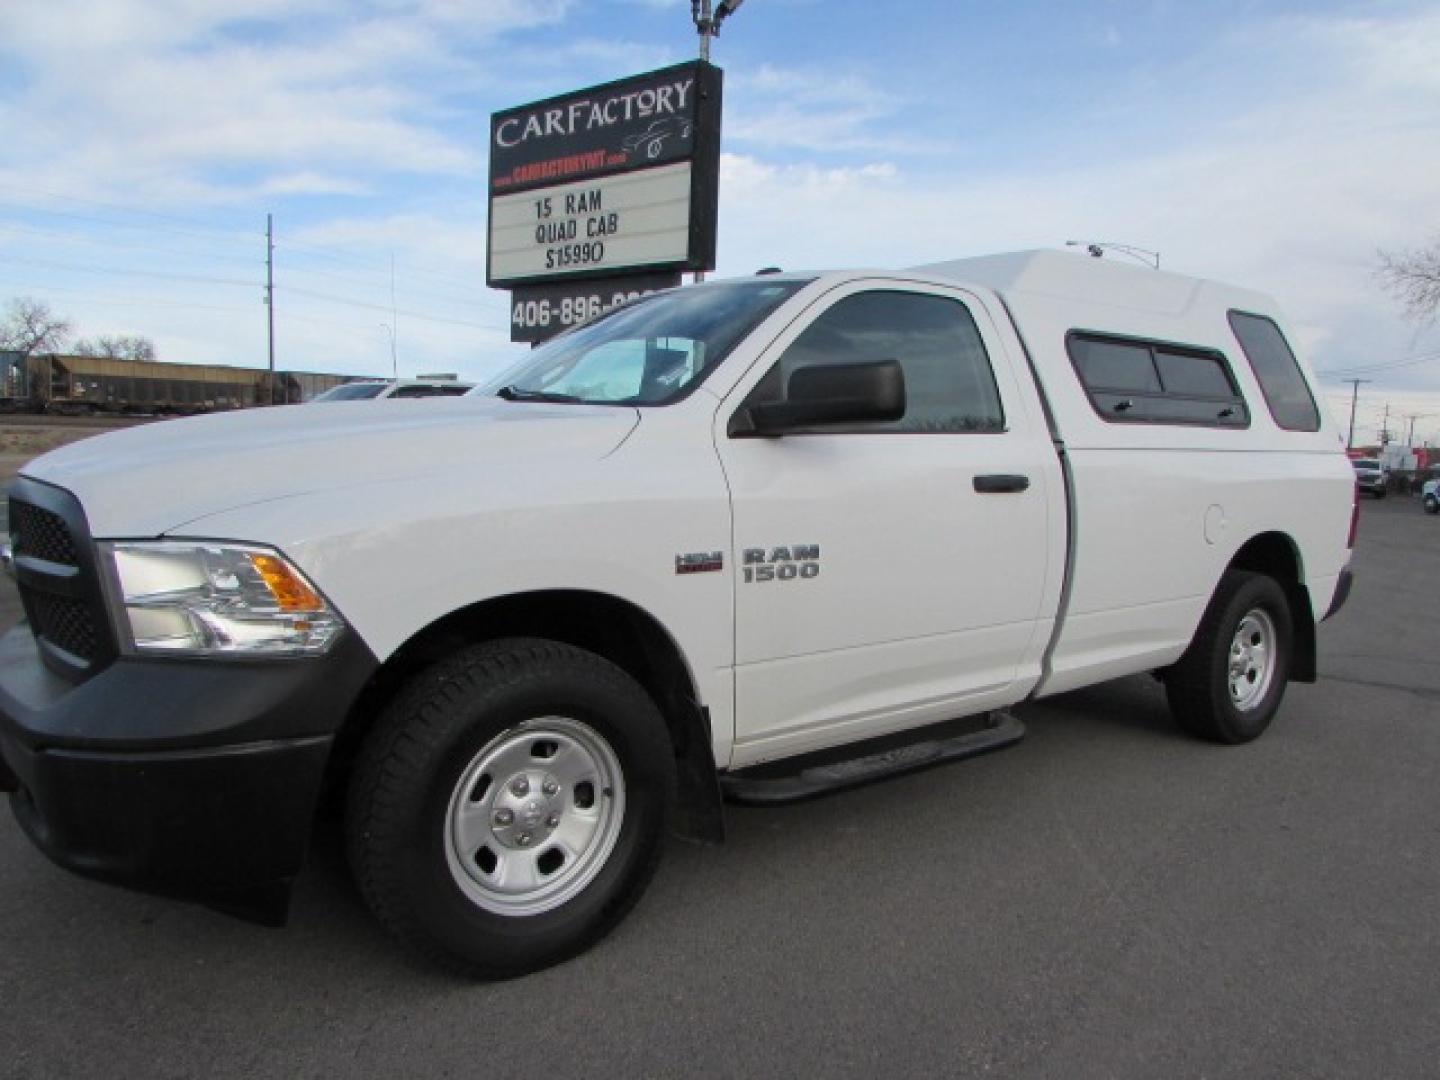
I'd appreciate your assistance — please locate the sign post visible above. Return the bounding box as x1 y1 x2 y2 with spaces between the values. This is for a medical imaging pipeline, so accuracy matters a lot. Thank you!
487 62 723 343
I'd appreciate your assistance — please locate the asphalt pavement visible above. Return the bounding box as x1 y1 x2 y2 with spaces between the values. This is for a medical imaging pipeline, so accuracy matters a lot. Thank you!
1 495 1438 1079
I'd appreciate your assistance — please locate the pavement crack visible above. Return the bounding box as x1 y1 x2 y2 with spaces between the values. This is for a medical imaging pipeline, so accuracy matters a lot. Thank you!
1321 673 1440 703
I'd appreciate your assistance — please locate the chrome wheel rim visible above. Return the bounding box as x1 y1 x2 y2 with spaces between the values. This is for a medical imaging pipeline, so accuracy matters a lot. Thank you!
444 717 625 917
1228 609 1276 711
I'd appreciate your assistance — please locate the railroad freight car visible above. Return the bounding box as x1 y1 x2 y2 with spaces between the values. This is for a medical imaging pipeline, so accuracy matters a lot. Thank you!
0 354 364 414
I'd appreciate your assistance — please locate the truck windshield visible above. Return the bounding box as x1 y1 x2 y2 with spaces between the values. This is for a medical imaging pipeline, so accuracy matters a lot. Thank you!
484 280 808 406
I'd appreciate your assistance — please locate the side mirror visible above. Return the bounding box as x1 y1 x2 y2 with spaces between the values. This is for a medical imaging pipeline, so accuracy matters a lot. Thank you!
735 359 906 437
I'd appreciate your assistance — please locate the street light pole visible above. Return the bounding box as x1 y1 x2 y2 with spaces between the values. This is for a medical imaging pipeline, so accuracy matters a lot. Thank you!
691 0 742 62
380 323 398 381
690 0 742 284
266 213 276 404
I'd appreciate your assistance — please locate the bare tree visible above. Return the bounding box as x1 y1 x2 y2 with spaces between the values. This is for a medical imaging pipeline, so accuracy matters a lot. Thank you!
1377 241 1440 320
0 297 72 358
73 334 157 361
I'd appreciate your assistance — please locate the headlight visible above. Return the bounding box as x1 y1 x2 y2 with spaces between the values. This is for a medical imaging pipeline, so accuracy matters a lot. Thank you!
104 541 343 656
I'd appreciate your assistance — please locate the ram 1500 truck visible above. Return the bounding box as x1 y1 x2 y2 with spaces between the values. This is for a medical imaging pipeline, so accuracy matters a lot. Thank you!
0 251 1356 976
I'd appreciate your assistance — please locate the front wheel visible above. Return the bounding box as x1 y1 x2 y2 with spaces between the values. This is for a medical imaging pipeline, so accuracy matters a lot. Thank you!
1424 496 1438 515
346 638 673 977
1165 570 1293 744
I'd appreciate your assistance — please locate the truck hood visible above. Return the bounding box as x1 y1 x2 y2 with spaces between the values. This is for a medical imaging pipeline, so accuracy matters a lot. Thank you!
20 397 640 536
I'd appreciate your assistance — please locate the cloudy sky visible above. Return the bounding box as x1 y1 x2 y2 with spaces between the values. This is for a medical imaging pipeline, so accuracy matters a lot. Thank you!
1 0 1437 441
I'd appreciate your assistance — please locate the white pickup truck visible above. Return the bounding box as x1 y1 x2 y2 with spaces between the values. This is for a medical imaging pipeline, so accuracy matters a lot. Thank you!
0 251 1355 976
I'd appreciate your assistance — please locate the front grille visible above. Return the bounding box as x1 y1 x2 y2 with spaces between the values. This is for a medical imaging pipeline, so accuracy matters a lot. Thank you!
28 592 100 663
8 481 114 681
11 501 78 565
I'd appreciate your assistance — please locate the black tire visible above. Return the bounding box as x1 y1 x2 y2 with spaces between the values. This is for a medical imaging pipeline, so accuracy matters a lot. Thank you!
346 638 673 978
1165 570 1293 745
1375 489 1387 500
1424 497 1437 515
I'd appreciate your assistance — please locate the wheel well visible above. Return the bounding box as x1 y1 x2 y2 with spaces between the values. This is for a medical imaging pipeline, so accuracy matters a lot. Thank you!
1227 533 1316 682
328 591 724 843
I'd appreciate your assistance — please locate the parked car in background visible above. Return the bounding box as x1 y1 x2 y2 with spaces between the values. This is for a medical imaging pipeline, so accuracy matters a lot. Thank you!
311 379 474 402
1351 457 1387 498
1422 477 1439 514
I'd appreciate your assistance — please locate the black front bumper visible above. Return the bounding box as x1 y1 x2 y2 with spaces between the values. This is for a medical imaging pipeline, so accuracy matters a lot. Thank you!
0 625 376 923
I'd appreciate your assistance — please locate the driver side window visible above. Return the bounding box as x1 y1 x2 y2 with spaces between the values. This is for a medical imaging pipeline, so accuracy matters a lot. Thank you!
748 289 1005 433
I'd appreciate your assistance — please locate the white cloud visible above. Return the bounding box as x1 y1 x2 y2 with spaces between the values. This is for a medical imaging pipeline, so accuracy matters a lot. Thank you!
259 173 373 197
726 65 921 155
710 6 1440 401
0 0 580 204
0 0 1436 417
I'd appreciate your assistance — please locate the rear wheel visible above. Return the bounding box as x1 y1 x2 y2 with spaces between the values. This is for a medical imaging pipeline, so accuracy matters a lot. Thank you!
346 638 673 977
1166 570 1293 744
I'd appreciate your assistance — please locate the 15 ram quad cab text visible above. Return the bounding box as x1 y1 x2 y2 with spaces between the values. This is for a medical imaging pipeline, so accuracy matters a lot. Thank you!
0 251 1356 976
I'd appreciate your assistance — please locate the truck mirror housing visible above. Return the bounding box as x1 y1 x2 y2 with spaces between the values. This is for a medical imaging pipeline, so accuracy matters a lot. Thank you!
737 359 906 436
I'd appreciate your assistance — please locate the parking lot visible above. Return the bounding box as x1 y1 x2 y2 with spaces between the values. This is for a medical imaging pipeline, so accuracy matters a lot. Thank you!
1 494 1437 1079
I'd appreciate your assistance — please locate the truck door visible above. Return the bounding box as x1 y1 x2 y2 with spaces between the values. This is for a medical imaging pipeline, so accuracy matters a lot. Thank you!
714 280 1056 767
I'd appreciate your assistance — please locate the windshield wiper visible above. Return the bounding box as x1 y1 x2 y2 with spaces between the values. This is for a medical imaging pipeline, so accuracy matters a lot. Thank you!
495 385 584 403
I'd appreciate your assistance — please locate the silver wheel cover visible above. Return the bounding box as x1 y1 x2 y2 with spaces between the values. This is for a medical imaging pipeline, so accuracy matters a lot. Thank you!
444 717 626 917
1228 608 1277 712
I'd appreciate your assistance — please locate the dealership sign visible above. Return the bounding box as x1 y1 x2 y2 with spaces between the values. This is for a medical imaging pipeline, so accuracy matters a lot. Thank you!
486 61 722 300
508 271 682 344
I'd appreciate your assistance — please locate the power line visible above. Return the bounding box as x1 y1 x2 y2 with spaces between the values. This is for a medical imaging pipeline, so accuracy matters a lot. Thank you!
0 220 263 268
3 253 257 288
274 237 488 292
0 189 493 299
1319 350 1440 378
282 284 507 331
0 220 490 311
259 255 480 304
0 277 257 316
0 194 487 291
4 254 507 332
0 277 418 342
0 198 257 247
0 181 261 236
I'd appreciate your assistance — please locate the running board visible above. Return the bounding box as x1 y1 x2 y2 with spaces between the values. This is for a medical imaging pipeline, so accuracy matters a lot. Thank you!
720 710 1025 806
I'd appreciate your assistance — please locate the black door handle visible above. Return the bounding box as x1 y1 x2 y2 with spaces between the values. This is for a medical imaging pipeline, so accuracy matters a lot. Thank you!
973 474 1030 494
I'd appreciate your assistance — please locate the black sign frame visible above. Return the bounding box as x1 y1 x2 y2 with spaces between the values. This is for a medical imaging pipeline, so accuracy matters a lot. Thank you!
486 61 722 290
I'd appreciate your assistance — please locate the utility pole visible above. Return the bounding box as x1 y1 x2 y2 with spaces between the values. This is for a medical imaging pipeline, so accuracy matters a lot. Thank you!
1344 378 1370 450
1404 413 1432 446
1381 401 1391 446
265 213 276 405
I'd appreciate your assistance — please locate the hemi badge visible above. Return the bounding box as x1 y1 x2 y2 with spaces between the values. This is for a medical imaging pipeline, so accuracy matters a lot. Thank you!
676 551 724 575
